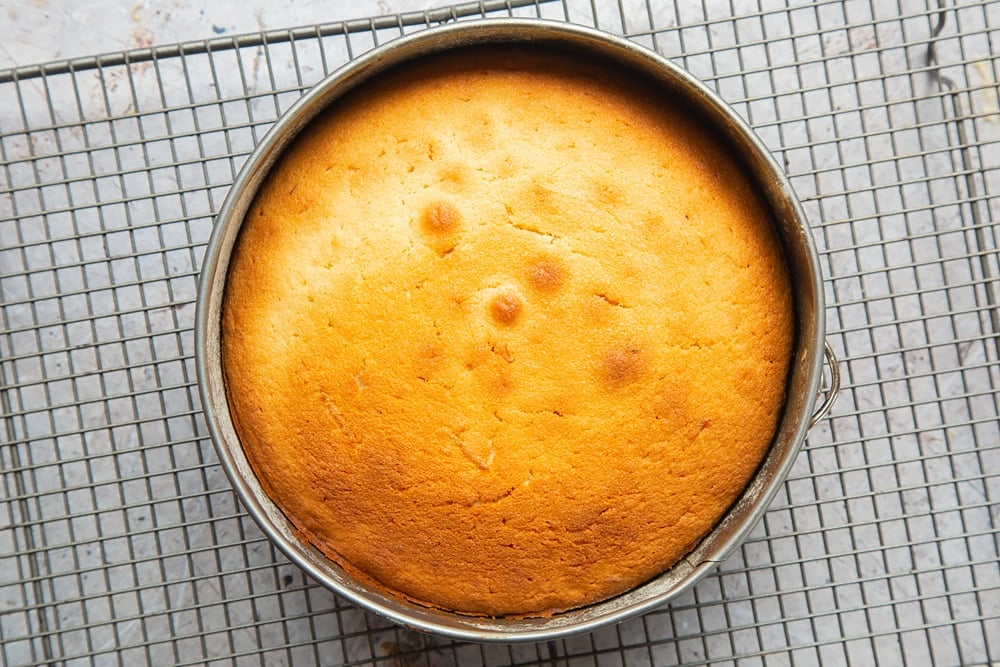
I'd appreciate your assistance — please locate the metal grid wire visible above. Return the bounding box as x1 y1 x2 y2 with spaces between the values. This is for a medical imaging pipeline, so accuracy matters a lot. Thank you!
1 0 997 664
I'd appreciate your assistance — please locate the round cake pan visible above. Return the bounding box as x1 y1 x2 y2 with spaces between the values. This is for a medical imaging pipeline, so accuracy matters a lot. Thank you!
196 18 839 642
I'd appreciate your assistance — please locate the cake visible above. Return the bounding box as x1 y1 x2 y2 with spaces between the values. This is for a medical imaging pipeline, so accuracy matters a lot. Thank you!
221 46 794 616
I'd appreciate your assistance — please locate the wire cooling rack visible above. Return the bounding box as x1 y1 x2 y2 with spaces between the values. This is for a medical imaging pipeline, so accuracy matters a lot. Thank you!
1 0 997 665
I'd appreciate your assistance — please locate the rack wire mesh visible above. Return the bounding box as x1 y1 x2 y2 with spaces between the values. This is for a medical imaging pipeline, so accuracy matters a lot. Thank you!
1 0 997 665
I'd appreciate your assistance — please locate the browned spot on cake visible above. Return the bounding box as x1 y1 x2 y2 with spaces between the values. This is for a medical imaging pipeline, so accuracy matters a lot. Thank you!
438 165 466 189
487 367 514 396
490 291 523 326
421 201 460 235
415 341 444 380
640 211 664 238
526 183 559 216
464 341 491 371
418 341 443 361
591 176 624 208
599 344 647 388
583 293 614 326
649 377 697 433
526 257 566 293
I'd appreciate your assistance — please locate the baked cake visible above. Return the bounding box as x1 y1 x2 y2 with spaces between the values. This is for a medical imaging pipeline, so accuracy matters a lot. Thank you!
221 47 794 616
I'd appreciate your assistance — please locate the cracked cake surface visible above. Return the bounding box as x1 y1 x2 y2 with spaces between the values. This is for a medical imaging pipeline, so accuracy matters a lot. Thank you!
221 46 794 616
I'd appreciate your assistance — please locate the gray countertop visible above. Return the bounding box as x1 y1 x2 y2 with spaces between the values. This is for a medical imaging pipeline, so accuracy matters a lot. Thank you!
2 0 442 69
2 0 998 665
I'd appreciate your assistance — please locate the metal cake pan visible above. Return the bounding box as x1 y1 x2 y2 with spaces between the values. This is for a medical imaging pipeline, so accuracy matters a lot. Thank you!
195 18 839 642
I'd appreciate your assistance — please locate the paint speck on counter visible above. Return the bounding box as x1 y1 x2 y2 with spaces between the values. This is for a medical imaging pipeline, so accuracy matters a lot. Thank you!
212 24 226 34
131 26 154 49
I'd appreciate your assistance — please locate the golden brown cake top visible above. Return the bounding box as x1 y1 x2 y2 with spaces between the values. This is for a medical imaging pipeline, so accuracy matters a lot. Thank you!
222 47 794 616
